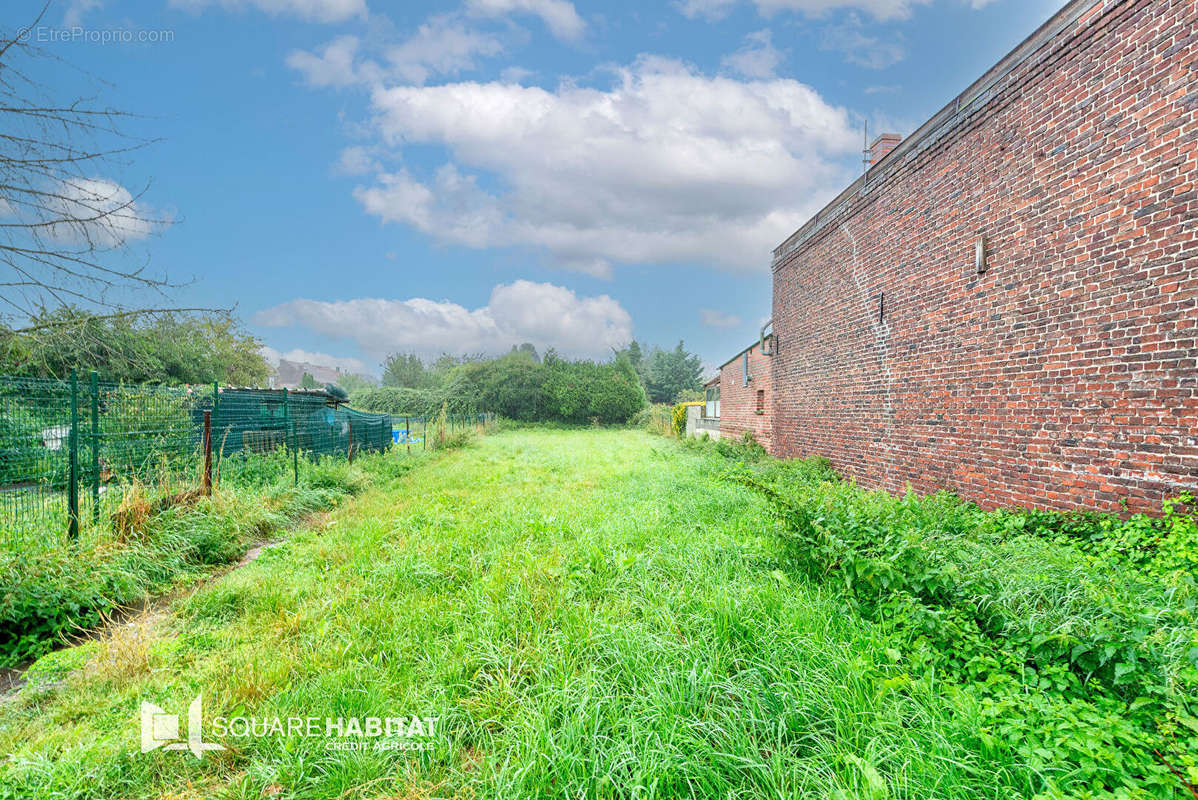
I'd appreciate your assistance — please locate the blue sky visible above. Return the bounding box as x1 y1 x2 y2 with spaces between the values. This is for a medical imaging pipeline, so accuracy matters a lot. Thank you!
12 0 1063 376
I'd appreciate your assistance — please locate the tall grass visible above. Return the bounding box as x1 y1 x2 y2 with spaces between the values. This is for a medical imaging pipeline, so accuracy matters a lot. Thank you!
0 448 418 669
0 429 1192 799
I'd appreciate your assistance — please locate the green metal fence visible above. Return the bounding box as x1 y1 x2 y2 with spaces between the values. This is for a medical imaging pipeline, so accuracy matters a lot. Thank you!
0 371 392 548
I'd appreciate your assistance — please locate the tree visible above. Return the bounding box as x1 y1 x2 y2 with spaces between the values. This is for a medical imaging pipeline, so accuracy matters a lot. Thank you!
300 372 318 390
382 353 428 389
639 341 703 403
626 340 643 369
0 305 270 384
0 10 177 322
0 9 239 381
336 372 377 393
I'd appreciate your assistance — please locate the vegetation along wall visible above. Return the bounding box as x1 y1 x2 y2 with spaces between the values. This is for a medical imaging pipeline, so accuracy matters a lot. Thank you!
769 0 1197 513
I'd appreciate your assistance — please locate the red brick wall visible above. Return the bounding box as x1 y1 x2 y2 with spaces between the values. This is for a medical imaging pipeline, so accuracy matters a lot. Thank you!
770 0 1197 514
719 341 773 449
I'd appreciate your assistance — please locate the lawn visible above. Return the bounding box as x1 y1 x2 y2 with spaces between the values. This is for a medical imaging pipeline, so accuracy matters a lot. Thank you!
0 428 1193 799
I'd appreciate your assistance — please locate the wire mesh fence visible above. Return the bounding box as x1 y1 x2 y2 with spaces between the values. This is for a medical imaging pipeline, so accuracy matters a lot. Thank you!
0 371 397 551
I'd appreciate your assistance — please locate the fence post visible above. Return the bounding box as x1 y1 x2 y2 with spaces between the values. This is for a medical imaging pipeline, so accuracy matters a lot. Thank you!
211 382 220 481
348 420 355 463
68 369 79 541
89 370 100 524
202 410 213 495
284 389 297 485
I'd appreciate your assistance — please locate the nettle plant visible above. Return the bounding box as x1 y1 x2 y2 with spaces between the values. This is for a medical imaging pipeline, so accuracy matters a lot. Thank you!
727 459 1198 797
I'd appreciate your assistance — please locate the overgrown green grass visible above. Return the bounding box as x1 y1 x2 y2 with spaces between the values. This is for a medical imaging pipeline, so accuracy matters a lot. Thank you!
0 429 1193 799
0 448 416 669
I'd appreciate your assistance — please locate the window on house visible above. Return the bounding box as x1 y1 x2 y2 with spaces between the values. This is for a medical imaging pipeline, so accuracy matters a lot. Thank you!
743 351 751 386
705 385 720 419
756 389 764 414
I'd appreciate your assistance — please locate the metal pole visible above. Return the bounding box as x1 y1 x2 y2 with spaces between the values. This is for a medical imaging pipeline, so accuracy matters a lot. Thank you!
212 382 221 479
68 369 79 541
285 389 297 486
348 420 355 463
202 410 212 495
90 370 99 523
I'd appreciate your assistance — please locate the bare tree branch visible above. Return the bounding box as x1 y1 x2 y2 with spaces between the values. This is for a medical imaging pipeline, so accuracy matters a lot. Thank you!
0 4 189 326
11 306 222 333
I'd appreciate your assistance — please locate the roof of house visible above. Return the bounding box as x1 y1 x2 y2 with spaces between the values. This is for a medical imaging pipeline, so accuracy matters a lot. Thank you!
718 334 772 370
274 358 342 388
771 0 1107 269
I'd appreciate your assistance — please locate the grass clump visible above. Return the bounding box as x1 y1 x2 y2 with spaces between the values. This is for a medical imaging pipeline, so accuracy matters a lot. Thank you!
727 455 1198 797
0 445 419 669
0 429 1191 800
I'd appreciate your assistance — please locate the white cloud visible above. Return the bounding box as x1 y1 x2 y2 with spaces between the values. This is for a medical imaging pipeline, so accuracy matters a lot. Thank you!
286 35 365 88
254 281 633 361
757 0 925 19
333 145 380 176
820 14 906 68
678 0 927 22
259 346 372 376
675 0 738 21
465 0 586 41
700 309 742 329
287 17 505 89
722 29 783 78
63 0 102 27
47 178 163 247
385 16 505 85
169 0 366 23
500 65 535 83
353 57 856 275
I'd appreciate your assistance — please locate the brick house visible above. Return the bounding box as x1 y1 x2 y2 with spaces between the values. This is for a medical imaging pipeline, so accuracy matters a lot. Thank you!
705 336 774 449
769 0 1196 513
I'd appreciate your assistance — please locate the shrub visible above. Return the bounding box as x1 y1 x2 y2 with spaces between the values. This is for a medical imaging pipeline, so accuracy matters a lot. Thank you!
671 401 702 437
715 431 768 461
730 463 1198 796
356 354 647 425
629 403 672 436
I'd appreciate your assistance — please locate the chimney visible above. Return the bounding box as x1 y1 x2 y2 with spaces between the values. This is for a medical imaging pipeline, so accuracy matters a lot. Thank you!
868 133 901 167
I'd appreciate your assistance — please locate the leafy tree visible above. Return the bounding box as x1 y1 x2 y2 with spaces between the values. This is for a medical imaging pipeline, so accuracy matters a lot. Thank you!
381 353 429 389
626 340 643 369
640 341 703 403
336 372 377 393
300 372 318 390
0 306 270 385
354 349 645 424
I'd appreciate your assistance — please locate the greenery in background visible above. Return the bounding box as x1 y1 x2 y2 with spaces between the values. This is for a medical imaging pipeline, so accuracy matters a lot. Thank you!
356 348 647 424
628 402 673 436
617 339 704 403
0 306 270 385
4 429 1193 799
331 372 377 393
370 338 705 422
